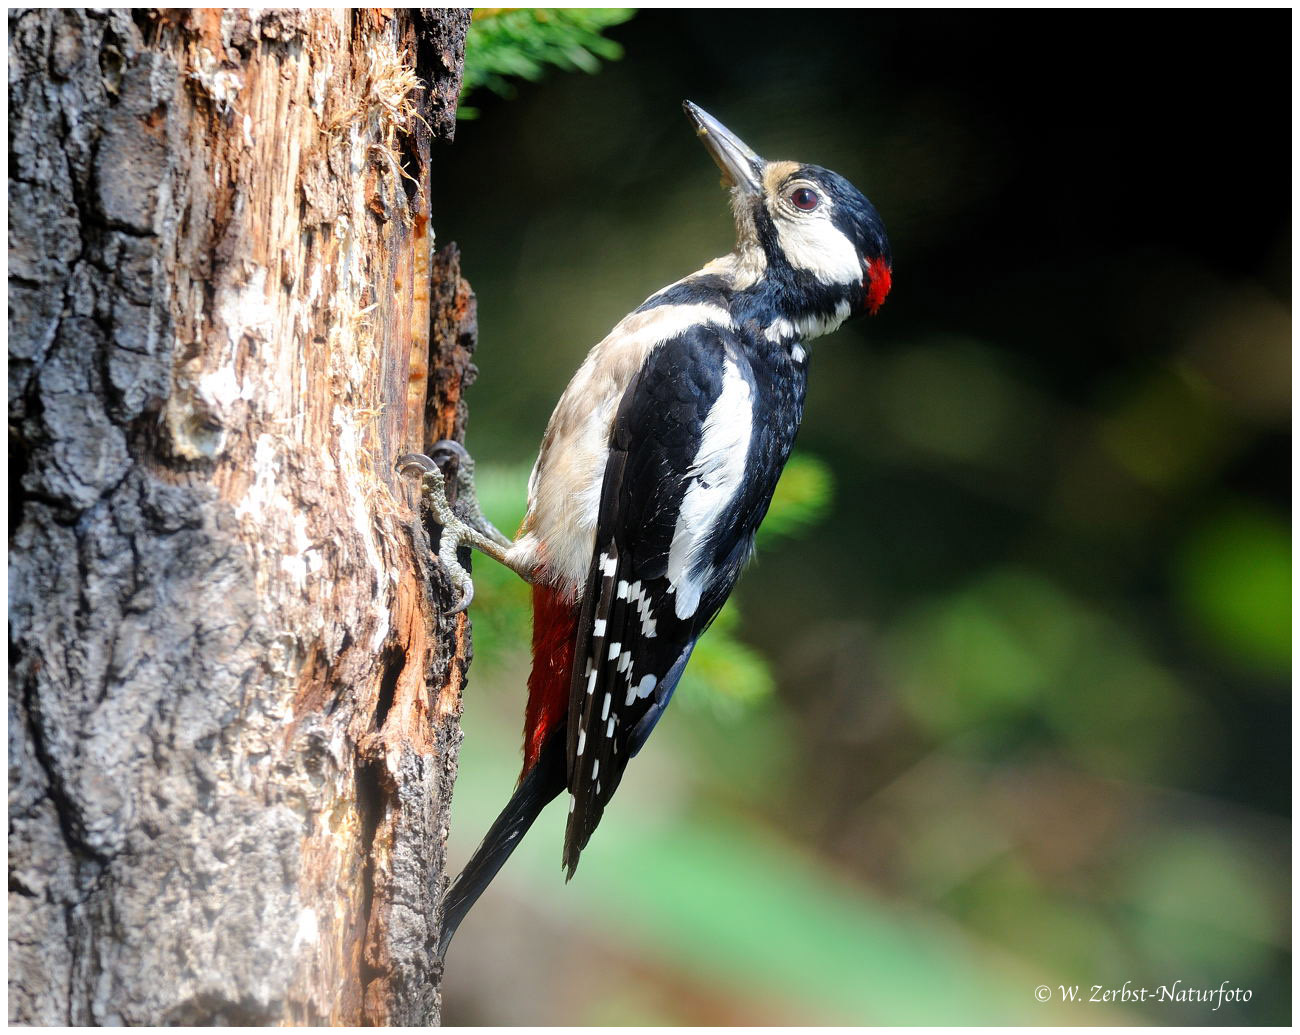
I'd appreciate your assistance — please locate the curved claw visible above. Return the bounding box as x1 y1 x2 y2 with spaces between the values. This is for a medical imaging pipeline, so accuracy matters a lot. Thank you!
395 452 437 478
444 573 473 615
428 440 471 468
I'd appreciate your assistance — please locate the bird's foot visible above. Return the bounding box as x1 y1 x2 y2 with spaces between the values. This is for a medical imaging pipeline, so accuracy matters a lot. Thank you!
425 440 512 548
396 443 524 614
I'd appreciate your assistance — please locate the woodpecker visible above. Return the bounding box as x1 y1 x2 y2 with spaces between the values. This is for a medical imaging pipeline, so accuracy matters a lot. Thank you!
399 101 891 957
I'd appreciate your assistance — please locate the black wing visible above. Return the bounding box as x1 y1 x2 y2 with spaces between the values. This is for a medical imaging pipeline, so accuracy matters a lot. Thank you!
562 322 771 876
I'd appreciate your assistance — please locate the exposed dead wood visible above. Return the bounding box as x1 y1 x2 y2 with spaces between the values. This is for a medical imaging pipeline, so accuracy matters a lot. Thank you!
9 7 474 1024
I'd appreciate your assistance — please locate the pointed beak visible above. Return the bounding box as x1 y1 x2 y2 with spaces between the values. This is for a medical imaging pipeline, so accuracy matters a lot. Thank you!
683 100 764 195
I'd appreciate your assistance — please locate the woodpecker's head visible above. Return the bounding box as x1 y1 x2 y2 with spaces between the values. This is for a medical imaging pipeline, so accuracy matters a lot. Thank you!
684 101 892 333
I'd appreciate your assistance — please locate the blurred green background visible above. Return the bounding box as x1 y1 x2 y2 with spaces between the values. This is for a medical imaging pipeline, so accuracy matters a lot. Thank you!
432 10 1290 1025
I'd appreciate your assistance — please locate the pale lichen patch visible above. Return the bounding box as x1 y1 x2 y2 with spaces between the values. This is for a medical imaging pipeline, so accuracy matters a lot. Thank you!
291 907 319 952
186 46 244 116
216 266 274 355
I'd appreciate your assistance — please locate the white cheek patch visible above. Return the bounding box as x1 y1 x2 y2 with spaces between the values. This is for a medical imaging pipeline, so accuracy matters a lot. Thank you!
774 210 862 288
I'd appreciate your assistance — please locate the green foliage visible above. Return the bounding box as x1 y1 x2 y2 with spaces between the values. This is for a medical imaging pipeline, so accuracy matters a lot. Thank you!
754 451 834 546
460 9 637 118
1174 503 1291 674
884 567 1208 780
681 603 774 715
466 453 834 713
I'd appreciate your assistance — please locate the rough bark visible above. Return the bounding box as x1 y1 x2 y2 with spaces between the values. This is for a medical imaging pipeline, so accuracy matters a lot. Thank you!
9 8 474 1024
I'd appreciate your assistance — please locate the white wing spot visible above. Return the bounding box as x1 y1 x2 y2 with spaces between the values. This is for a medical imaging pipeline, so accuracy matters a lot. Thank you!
577 728 586 756
593 619 607 638
600 552 617 577
629 582 658 639
592 759 600 780
616 580 629 600
601 692 611 721
586 668 597 695
618 650 632 673
608 641 622 660
626 672 659 707
569 792 576 814
606 716 615 738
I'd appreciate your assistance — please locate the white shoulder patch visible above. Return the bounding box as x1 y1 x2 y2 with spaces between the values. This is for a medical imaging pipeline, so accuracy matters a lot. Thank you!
665 355 753 619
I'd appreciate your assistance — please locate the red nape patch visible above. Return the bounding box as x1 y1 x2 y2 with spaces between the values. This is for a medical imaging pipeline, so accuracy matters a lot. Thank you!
522 582 579 775
865 255 892 315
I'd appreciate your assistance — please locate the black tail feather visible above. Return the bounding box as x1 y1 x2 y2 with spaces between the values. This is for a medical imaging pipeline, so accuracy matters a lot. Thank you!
437 727 567 959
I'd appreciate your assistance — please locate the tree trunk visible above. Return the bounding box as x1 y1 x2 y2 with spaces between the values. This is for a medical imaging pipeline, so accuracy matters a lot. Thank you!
9 8 475 1024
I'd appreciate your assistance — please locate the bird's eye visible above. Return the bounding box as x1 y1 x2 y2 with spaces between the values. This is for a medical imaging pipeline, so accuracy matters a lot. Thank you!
790 187 820 211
